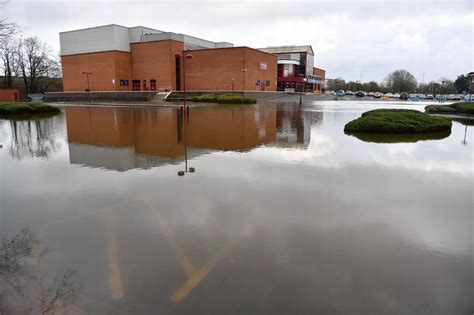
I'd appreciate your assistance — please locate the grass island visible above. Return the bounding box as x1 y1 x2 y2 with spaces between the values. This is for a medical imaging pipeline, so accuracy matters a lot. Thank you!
0 102 60 117
344 109 452 134
425 102 474 116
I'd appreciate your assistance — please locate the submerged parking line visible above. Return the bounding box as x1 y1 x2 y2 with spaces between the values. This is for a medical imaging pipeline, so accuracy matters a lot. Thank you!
155 215 196 277
105 207 124 300
170 240 238 303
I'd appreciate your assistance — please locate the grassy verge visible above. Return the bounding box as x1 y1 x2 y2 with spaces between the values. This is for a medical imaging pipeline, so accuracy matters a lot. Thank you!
191 93 257 104
425 102 474 115
0 102 60 117
344 109 452 133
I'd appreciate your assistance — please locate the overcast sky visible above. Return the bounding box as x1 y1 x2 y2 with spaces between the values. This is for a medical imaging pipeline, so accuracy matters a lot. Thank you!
3 0 473 82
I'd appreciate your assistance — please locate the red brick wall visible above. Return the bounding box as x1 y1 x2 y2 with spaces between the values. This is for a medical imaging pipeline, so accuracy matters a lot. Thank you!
131 40 184 91
185 47 277 91
0 89 20 102
61 51 131 92
60 42 277 92
313 67 326 80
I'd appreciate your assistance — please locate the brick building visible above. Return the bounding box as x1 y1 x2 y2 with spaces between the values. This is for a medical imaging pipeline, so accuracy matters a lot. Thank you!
258 46 326 93
60 24 278 92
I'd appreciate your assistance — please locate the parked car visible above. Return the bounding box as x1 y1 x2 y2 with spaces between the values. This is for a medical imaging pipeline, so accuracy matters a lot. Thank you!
385 93 394 98
464 95 474 102
393 93 401 98
399 92 408 100
409 94 420 101
336 90 345 97
354 91 365 97
426 94 434 100
326 90 335 95
373 92 383 98
345 90 354 95
451 94 462 100
367 92 375 97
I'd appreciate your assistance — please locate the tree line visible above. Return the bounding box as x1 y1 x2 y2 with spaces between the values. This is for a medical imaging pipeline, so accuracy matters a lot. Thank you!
1 1 61 94
327 69 471 95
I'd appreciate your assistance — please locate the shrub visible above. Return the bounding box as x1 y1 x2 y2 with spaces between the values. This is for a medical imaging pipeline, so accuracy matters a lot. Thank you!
424 102 474 115
191 93 256 104
344 109 452 133
425 105 457 113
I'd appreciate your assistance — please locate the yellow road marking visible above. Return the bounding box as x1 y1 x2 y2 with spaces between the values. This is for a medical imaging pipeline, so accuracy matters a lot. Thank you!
104 208 124 300
170 240 237 302
155 215 196 277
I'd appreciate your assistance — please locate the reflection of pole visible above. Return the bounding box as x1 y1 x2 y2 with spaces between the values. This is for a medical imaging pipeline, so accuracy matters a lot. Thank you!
178 107 195 177
462 125 467 145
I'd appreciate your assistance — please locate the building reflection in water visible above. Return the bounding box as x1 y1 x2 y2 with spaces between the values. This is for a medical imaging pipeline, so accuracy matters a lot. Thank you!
274 105 323 149
65 104 323 171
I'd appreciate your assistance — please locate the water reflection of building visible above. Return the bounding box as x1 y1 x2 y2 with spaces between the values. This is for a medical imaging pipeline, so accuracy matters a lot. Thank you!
65 106 276 171
273 106 323 149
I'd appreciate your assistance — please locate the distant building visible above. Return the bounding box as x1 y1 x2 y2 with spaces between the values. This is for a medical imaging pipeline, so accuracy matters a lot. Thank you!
59 24 277 92
258 45 325 93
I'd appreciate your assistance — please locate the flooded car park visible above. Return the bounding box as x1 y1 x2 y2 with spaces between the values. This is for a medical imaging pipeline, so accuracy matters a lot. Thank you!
0 99 472 314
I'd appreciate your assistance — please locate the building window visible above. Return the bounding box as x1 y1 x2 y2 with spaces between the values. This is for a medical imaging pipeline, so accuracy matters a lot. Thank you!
283 64 293 78
120 80 129 86
150 79 156 91
175 55 181 91
277 64 283 77
143 80 147 90
265 80 270 86
132 80 140 91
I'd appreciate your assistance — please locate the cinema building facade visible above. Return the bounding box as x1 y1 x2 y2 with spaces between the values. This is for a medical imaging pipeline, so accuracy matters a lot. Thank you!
59 24 324 93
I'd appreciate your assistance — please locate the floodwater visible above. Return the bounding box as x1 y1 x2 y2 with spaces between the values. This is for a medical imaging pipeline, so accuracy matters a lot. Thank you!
0 99 472 314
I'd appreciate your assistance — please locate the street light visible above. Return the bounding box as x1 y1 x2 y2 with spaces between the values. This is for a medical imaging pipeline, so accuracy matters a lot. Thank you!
175 53 193 109
82 72 93 92
299 75 307 105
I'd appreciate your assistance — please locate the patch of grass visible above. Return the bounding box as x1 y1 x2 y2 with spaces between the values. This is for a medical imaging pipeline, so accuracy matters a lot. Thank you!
0 102 60 117
425 102 474 115
192 93 257 104
344 109 452 133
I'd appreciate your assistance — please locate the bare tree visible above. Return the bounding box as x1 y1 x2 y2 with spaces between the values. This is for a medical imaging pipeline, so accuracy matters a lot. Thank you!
0 39 16 88
0 0 16 43
384 69 418 93
16 36 59 93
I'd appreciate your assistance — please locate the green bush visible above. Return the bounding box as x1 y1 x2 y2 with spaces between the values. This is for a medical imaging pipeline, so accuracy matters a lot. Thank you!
191 93 256 104
344 109 452 133
451 102 474 115
424 102 474 115
425 105 457 113
0 102 60 116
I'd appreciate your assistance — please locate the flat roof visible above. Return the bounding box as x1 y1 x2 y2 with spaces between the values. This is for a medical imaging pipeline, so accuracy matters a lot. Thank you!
60 24 162 34
259 45 314 55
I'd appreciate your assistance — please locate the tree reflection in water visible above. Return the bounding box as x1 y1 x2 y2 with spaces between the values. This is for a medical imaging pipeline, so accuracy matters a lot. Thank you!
6 115 63 160
0 228 80 314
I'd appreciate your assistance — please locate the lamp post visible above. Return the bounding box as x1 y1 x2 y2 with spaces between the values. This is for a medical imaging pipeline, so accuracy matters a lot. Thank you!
175 53 193 110
82 72 93 92
299 75 307 105
240 68 247 90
